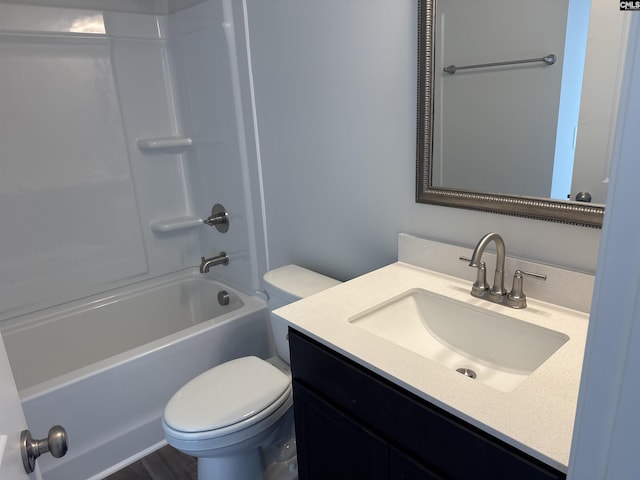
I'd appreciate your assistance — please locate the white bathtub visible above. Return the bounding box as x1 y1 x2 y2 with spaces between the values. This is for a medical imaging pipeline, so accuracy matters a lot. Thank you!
0 269 272 480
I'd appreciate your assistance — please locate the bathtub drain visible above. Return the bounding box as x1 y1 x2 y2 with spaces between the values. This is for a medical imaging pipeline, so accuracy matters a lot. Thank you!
455 367 477 379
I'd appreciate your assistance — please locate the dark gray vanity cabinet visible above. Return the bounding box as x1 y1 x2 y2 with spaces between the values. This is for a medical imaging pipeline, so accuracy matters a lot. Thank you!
289 329 566 480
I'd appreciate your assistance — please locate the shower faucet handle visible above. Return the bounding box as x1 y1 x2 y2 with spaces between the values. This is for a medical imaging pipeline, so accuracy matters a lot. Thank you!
204 204 229 233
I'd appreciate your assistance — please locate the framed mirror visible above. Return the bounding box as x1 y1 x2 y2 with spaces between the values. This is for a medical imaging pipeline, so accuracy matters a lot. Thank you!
415 0 618 228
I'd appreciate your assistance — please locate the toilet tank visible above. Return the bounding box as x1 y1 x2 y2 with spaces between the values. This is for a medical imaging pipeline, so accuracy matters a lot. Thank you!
263 265 341 363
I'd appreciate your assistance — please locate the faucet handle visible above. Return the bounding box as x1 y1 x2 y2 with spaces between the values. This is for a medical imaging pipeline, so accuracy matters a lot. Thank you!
507 270 547 308
521 270 547 281
459 256 489 295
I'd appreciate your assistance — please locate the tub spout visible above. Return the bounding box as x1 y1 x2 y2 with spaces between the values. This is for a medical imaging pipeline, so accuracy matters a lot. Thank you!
200 252 229 273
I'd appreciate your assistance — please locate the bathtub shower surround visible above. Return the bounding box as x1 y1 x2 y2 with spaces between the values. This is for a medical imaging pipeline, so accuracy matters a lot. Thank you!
0 1 268 479
0 0 264 323
3 271 271 480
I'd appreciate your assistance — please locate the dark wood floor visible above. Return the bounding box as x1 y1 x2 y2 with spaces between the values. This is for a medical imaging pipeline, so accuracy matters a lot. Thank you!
105 445 197 480
104 443 298 479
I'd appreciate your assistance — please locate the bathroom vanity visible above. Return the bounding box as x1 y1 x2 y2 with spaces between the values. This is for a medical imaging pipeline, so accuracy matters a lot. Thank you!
290 329 564 479
275 234 591 479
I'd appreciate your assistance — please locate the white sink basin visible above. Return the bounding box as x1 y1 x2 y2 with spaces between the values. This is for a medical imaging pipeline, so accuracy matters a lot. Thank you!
348 288 569 392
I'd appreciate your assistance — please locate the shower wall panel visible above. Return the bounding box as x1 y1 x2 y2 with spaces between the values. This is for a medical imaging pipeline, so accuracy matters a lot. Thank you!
167 0 267 293
0 6 200 320
0 27 148 319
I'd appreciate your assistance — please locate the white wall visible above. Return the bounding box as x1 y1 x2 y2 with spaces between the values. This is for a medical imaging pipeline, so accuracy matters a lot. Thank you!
245 0 601 282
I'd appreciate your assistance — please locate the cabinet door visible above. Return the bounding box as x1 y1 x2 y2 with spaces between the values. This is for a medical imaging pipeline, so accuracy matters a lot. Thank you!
389 447 445 480
293 381 388 480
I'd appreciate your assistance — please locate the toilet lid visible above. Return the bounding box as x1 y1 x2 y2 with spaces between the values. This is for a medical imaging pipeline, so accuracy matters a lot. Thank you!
164 356 290 433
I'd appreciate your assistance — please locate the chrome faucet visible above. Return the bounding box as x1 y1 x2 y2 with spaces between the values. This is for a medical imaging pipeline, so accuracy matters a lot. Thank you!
465 232 547 308
200 251 229 273
468 232 507 302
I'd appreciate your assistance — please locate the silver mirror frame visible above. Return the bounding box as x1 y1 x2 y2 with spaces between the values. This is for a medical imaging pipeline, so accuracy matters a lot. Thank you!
415 0 604 228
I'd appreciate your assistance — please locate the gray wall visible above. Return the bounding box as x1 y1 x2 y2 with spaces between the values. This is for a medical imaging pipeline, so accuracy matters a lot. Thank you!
246 0 601 282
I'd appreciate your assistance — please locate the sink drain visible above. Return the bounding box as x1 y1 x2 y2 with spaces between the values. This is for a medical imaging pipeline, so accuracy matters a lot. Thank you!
456 367 477 379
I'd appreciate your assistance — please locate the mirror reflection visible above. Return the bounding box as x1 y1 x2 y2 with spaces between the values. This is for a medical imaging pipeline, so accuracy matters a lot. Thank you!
417 0 628 226
432 0 584 200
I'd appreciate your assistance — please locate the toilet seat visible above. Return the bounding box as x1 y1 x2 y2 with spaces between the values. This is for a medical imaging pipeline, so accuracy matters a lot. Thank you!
164 356 291 441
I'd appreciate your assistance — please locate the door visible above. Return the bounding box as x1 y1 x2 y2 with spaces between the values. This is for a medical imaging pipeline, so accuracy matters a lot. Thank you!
0 332 41 480
568 15 640 479
570 5 630 204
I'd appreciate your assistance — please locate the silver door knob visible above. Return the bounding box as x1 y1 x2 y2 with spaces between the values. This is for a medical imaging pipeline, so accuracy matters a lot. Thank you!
20 425 68 473
575 191 592 202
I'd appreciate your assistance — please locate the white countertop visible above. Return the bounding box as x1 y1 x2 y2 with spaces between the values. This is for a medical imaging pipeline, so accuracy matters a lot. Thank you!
274 262 589 472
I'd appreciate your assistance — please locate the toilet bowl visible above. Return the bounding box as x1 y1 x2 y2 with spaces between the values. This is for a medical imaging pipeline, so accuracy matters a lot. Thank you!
162 265 340 480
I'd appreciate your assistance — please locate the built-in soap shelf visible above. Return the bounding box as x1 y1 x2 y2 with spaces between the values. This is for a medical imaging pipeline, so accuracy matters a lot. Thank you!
137 136 192 153
150 215 203 233
150 205 229 234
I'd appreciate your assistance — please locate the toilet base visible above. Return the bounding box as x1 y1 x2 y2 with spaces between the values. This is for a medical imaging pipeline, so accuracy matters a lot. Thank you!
198 449 262 480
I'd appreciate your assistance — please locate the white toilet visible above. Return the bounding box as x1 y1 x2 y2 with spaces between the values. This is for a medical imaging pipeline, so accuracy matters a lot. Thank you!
162 265 340 480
